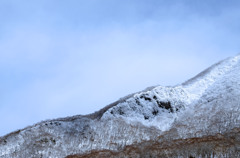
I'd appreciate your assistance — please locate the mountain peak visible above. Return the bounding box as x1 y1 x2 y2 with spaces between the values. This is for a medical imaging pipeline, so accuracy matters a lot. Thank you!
1 54 240 158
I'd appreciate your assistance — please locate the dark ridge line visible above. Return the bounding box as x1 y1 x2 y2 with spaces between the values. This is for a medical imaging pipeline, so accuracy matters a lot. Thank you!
0 86 157 140
2 54 238 140
0 56 232 139
63 53 240 120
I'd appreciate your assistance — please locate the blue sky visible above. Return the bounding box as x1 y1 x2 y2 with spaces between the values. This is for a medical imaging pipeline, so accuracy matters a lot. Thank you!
1 0 240 136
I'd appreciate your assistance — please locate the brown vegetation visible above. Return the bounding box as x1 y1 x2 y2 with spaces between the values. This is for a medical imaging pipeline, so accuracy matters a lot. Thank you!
66 128 240 158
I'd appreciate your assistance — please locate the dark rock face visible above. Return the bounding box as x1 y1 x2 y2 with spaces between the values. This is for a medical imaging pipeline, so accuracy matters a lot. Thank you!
157 101 173 112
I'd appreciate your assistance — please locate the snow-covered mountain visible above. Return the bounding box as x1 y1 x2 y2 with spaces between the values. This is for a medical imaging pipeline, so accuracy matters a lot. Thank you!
1 54 240 158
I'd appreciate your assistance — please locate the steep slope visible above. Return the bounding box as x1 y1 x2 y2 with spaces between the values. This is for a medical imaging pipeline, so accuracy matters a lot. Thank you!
0 54 240 158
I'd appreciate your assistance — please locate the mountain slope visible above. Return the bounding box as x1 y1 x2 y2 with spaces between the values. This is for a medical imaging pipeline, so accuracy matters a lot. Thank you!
0 54 240 158
67 127 240 158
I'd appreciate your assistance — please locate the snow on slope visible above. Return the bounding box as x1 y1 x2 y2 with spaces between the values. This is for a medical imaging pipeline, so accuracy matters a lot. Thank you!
102 54 240 131
183 54 240 100
173 55 240 138
1 54 240 158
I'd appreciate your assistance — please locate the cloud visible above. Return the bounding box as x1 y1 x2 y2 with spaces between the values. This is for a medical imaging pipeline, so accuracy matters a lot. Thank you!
1 0 240 136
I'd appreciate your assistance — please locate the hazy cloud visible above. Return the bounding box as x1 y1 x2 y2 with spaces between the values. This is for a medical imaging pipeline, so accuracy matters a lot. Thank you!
1 0 240 136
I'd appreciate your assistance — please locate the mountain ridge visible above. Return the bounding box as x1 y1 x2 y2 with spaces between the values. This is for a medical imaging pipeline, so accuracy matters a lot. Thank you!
1 54 240 158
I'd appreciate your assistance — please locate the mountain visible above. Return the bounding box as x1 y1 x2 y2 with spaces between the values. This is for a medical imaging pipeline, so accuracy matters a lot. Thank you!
1 54 240 158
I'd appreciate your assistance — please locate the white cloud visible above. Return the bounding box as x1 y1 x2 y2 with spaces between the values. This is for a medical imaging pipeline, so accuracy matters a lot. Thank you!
1 0 240 136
